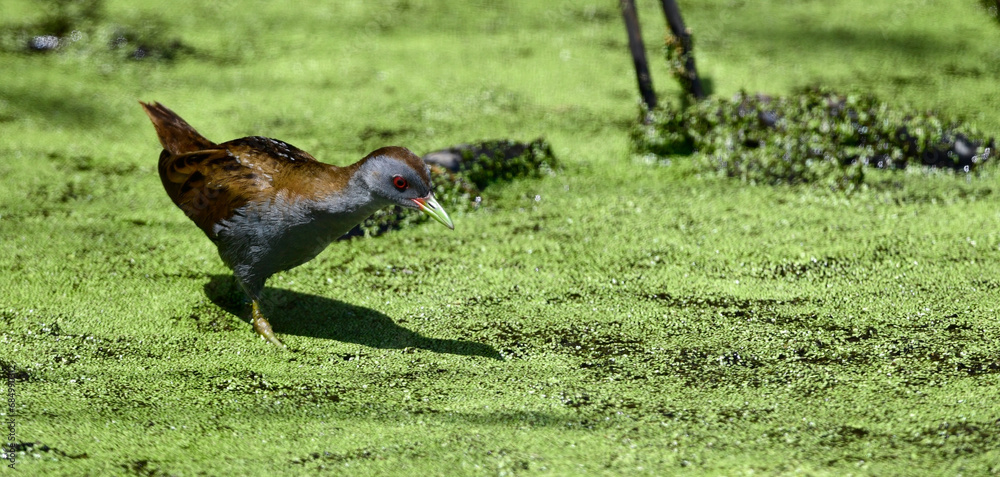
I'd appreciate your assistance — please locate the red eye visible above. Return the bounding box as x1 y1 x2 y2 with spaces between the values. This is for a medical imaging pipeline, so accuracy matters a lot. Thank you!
392 175 408 191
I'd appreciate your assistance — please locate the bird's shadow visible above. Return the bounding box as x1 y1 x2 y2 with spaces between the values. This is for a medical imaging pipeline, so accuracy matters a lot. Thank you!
204 274 502 360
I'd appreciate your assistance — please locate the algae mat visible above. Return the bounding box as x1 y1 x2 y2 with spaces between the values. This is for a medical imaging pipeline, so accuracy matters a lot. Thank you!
2 0 1000 475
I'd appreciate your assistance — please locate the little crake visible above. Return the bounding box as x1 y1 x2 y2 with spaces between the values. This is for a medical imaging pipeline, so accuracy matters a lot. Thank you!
141 102 454 347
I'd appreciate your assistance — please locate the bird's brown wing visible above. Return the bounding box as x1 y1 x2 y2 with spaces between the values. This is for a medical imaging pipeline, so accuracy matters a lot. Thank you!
159 138 333 240
158 147 257 239
142 101 339 239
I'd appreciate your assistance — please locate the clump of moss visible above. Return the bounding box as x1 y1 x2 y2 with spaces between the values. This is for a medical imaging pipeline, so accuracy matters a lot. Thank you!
342 138 557 238
633 87 995 190
425 138 558 189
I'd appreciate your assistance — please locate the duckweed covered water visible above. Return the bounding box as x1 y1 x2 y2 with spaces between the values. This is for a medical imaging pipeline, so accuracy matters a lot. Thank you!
2 0 1000 475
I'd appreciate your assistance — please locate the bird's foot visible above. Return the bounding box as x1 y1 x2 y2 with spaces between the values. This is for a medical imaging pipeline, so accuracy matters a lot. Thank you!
252 301 286 348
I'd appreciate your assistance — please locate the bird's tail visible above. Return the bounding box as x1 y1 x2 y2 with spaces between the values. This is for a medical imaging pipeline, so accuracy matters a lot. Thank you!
139 101 216 154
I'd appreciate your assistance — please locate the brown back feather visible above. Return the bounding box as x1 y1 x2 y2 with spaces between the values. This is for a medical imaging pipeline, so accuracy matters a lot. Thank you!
141 102 345 240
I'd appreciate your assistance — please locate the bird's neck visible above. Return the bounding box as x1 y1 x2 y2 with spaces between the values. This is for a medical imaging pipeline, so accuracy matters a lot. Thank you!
303 164 387 234
317 180 380 217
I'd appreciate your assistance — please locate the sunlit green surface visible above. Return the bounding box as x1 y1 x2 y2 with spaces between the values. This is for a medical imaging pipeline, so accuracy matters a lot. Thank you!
2 1 999 475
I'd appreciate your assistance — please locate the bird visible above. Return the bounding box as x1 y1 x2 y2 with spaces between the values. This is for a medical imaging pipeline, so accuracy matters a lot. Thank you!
140 101 454 347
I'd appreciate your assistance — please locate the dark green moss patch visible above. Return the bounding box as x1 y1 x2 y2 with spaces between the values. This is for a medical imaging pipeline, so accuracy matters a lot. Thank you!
106 21 192 62
172 303 241 334
423 138 558 189
634 87 996 189
121 459 171 477
4 441 89 460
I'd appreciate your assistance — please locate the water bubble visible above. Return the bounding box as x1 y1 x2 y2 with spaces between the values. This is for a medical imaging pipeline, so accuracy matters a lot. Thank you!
29 35 60 52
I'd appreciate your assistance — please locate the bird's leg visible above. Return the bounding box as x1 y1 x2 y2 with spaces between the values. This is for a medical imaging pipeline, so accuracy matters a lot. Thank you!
251 299 286 348
234 276 286 348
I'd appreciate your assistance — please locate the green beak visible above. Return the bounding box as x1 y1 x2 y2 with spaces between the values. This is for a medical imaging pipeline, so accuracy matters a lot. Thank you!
413 194 454 230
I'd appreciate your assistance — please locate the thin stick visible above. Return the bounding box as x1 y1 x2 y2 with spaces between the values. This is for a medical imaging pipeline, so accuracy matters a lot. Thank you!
620 0 658 111
659 0 705 99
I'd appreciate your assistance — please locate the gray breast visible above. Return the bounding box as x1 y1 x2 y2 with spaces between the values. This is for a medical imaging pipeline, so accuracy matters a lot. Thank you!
214 190 387 283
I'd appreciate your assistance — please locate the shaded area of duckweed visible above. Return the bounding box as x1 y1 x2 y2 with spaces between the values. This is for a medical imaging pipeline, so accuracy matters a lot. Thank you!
0 0 191 61
981 0 1000 24
634 87 996 189
457 285 1000 393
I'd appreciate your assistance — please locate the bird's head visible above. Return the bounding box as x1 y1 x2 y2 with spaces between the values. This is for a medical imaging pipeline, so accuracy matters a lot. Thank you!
359 146 454 229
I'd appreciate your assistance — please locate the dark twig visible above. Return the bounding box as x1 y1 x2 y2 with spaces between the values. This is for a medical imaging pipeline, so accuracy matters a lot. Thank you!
620 0 658 112
659 0 705 99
